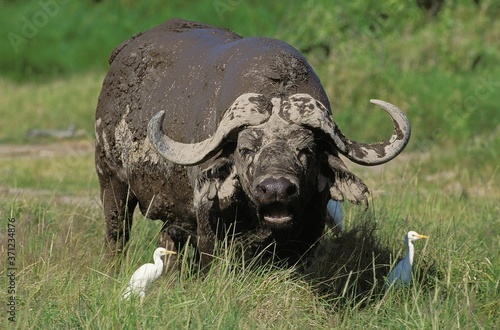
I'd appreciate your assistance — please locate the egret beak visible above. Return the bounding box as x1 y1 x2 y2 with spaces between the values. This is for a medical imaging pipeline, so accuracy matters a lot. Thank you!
161 250 177 255
418 234 429 239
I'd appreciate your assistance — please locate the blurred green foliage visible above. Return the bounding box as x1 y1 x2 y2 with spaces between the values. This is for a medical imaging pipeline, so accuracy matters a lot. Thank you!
1 0 498 81
0 0 290 79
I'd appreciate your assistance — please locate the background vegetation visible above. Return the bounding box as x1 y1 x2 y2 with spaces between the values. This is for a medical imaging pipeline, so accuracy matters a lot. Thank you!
0 0 498 328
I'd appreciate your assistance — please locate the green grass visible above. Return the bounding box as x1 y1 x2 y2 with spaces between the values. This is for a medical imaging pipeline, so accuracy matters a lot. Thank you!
0 142 498 328
0 73 101 144
1 0 499 328
0 150 97 194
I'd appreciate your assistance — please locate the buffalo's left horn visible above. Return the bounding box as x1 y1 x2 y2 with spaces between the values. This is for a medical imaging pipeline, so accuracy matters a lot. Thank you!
148 93 271 165
282 94 411 166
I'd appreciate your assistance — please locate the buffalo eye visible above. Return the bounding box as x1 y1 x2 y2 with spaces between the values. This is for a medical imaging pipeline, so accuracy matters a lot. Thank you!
239 147 257 157
298 146 311 155
297 145 315 165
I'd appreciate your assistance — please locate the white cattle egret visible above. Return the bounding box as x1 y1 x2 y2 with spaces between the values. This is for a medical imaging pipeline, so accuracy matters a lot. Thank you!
386 231 428 288
326 200 343 233
122 247 176 301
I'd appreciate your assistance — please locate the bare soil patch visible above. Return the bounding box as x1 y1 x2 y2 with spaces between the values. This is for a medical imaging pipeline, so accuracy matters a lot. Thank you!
0 140 94 159
0 139 99 206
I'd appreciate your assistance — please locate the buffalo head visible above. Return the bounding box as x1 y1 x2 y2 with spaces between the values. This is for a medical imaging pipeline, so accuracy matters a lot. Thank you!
147 93 411 232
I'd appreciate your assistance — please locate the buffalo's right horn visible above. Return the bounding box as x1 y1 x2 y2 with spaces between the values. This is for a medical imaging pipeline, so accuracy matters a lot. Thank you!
148 93 271 165
281 94 411 166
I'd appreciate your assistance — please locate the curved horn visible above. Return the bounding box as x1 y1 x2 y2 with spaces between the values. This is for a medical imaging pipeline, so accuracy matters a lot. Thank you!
281 94 411 166
147 93 271 165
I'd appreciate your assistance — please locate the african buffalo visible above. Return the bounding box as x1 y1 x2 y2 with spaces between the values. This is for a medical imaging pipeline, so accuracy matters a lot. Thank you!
95 18 410 267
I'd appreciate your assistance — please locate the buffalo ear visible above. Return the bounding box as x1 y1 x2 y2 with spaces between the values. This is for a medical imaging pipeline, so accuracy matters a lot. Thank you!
194 156 238 207
317 173 329 193
325 154 369 207
200 156 234 182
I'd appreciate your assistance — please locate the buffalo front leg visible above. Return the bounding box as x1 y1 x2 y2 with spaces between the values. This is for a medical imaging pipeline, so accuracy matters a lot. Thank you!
101 179 138 257
196 199 219 271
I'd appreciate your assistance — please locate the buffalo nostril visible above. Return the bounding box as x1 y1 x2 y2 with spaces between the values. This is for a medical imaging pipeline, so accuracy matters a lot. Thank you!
257 185 267 195
254 177 298 203
286 184 297 196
